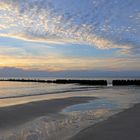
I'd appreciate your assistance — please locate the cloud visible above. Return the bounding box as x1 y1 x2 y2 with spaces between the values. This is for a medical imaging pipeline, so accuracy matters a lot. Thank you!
0 53 139 71
0 0 139 54
0 67 140 77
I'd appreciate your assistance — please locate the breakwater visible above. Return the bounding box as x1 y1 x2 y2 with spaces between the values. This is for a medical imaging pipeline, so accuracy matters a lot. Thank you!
112 80 140 86
0 79 140 86
0 79 107 85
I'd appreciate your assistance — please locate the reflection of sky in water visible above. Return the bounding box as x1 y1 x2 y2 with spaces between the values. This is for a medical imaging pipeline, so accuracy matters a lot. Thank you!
63 99 120 113
0 81 140 109
0 81 77 97
62 86 140 114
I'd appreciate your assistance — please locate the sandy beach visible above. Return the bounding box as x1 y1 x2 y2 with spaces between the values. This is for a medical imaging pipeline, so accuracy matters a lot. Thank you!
0 82 140 140
70 103 140 140
0 96 95 130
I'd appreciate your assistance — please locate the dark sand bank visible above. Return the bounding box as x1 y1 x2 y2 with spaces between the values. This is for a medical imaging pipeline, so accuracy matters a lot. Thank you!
0 96 95 130
70 103 140 140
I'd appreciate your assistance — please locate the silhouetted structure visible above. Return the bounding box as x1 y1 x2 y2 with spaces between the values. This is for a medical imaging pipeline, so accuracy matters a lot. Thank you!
0 79 107 86
1 79 140 86
55 79 107 85
113 80 140 86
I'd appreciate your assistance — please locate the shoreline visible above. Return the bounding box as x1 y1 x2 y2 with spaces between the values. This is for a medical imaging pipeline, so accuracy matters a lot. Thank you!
0 96 95 130
70 103 140 140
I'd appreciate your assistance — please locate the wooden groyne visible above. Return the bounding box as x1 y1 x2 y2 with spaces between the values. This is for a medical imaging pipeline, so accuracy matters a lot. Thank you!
55 79 107 85
0 79 47 83
0 79 107 86
0 79 140 86
112 80 140 86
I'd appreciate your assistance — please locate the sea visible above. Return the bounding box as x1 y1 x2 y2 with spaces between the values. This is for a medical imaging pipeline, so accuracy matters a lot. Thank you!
0 77 140 140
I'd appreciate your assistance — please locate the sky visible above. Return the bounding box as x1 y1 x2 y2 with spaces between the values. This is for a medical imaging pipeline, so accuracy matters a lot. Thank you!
0 0 140 77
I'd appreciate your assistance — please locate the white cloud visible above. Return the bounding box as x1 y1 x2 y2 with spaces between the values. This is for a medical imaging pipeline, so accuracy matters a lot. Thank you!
0 0 139 54
0 53 140 71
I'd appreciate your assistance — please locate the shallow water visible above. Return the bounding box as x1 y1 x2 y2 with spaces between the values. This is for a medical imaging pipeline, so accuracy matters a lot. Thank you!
0 81 140 140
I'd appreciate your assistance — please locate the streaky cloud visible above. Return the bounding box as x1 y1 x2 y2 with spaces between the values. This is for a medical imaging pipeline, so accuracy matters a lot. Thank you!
0 0 139 54
0 67 140 77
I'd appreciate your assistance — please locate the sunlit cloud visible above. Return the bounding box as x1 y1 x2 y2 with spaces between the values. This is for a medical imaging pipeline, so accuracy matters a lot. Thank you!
0 54 139 72
0 0 139 54
0 0 139 74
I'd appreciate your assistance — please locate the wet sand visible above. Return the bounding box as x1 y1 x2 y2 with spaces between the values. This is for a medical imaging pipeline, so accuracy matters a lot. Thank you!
70 103 140 140
0 96 95 130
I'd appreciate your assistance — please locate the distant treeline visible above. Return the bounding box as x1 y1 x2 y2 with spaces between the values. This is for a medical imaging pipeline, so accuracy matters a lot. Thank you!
112 80 140 86
0 79 140 86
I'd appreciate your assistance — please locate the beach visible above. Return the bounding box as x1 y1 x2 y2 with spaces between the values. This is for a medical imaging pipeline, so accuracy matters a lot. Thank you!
0 81 140 140
1 97 140 140
0 96 95 130
1 96 140 140
0 95 103 140
70 103 140 140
